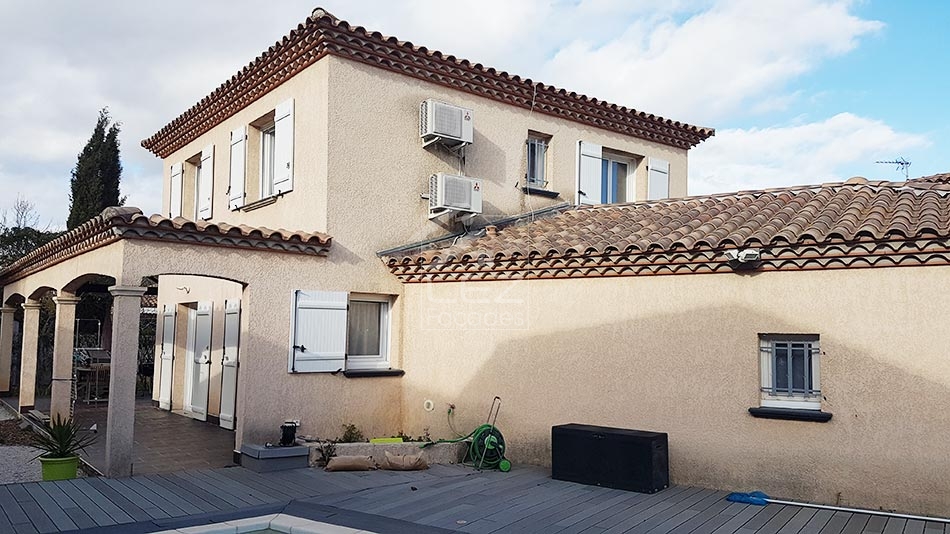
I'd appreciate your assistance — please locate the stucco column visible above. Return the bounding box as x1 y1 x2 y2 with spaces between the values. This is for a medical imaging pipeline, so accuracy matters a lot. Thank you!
104 285 145 478
50 295 80 421
18 302 42 413
0 307 16 395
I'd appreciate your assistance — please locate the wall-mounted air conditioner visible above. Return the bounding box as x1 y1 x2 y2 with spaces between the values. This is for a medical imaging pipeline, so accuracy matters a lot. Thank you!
420 99 473 148
429 173 482 219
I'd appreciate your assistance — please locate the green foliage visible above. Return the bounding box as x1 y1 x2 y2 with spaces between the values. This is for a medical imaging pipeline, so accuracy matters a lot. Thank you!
67 108 125 230
315 441 337 466
0 226 61 268
392 427 433 443
339 423 366 443
31 415 97 459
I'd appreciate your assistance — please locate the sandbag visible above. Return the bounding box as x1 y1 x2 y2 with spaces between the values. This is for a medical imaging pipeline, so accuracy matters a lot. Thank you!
325 455 375 471
379 450 428 471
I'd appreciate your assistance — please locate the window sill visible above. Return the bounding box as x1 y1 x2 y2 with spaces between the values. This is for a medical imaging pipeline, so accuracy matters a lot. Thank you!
239 196 278 212
521 186 560 199
748 406 832 422
342 369 405 378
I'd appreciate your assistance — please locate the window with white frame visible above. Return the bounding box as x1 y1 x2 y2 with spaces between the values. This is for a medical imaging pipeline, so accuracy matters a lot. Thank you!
526 135 549 188
577 141 643 205
759 334 821 410
346 296 391 370
227 97 294 210
288 290 392 373
259 123 276 198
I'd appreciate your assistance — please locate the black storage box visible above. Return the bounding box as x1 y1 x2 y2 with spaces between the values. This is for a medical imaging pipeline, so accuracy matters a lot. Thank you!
551 423 669 493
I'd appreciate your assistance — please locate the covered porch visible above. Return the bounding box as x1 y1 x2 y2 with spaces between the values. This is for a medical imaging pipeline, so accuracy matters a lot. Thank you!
0 207 331 477
1 396 236 475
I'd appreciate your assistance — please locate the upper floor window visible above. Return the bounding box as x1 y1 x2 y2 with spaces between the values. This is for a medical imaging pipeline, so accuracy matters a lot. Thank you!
601 156 631 204
260 123 276 198
759 334 821 410
526 135 549 188
227 98 295 211
170 145 213 220
577 141 641 205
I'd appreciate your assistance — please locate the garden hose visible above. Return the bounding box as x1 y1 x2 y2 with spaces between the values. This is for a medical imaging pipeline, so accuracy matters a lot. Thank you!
421 423 511 472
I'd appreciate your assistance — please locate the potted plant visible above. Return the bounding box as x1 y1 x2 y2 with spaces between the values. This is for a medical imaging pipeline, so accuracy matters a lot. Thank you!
32 415 96 481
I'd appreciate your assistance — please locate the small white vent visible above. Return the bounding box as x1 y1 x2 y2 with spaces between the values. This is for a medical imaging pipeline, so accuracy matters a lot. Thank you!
420 99 473 148
429 173 482 218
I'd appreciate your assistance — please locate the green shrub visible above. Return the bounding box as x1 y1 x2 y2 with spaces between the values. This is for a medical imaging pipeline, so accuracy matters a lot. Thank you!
339 423 365 443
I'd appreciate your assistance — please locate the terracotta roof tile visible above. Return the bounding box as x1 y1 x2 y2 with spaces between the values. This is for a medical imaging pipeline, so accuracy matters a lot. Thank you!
0 207 331 285
141 8 713 158
385 176 950 282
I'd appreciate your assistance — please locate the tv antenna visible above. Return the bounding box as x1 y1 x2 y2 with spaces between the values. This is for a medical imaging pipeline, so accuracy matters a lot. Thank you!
875 157 911 179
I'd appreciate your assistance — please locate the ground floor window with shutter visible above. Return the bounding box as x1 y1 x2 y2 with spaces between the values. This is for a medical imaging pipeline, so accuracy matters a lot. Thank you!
289 290 392 373
759 334 821 410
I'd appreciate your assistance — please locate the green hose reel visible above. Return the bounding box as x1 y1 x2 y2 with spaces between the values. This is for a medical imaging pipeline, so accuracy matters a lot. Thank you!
422 397 511 472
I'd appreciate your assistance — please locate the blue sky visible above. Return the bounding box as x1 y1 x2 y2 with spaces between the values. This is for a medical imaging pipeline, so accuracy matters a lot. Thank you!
742 1 948 179
0 0 947 228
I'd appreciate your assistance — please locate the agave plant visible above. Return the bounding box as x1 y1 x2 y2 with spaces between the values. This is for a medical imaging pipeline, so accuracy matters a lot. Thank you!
32 415 96 459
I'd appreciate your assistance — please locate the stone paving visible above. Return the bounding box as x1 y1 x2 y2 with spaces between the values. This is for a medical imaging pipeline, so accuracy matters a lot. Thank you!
0 397 235 476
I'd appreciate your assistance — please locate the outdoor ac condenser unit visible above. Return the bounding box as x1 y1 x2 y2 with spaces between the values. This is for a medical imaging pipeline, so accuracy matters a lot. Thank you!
429 173 482 219
420 99 474 148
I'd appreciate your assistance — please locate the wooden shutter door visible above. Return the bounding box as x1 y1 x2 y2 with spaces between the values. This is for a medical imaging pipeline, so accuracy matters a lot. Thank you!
289 290 346 373
578 141 602 205
158 305 176 410
229 126 247 210
647 158 670 200
273 98 295 195
197 145 214 220
169 162 183 217
219 299 241 430
186 303 213 420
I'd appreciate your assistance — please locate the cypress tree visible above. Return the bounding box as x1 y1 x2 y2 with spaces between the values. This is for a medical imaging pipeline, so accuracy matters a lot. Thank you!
67 109 124 229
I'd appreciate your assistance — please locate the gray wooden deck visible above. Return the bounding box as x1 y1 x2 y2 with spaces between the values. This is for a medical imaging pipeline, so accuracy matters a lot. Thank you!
0 464 945 534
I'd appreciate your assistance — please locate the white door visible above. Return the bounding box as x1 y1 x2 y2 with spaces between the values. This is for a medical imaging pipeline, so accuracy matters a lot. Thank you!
219 299 241 430
183 303 212 421
158 305 176 410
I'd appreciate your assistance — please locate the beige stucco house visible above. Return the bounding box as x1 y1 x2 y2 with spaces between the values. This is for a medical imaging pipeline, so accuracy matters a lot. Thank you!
1 7 948 517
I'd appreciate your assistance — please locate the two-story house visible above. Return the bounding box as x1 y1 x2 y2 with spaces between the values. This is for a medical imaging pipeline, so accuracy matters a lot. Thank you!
135 7 711 451
2 7 949 517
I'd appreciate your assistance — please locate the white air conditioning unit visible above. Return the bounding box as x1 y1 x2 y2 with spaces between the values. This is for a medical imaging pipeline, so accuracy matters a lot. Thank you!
429 173 482 219
420 99 473 148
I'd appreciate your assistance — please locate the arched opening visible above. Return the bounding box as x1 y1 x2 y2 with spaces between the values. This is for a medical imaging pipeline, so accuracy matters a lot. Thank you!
25 287 57 406
1 293 25 402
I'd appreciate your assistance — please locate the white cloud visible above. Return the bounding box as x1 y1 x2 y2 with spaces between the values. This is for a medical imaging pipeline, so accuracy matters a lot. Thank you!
538 0 884 124
689 113 932 195
0 0 922 228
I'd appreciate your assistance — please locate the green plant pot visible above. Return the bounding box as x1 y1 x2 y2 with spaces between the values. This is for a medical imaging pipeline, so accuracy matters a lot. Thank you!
39 456 79 481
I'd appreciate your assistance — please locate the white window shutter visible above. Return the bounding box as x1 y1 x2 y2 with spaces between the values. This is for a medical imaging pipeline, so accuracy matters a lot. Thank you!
197 145 214 220
228 126 247 210
577 141 602 205
289 290 346 373
647 157 670 200
169 162 183 218
273 98 294 195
